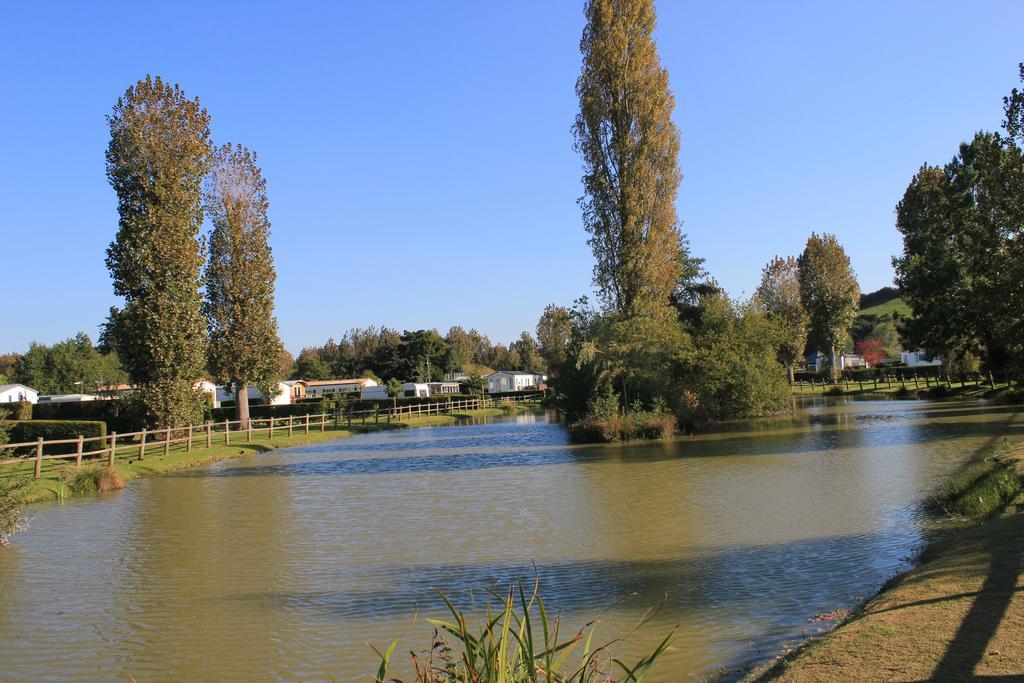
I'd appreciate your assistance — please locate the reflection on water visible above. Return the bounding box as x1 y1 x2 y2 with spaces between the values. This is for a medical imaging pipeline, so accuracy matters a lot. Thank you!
0 399 1020 681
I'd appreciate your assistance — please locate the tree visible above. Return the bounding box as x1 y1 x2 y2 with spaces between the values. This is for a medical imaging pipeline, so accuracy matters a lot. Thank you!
536 305 572 369
511 331 544 373
294 349 330 380
104 75 211 427
0 353 19 384
894 133 1024 378
203 143 283 428
756 256 809 383
14 333 127 395
854 338 886 368
573 0 687 319
278 348 295 380
797 233 860 381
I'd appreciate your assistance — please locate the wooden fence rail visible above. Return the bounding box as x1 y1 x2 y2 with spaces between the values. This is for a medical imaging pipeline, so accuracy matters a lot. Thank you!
0 392 544 478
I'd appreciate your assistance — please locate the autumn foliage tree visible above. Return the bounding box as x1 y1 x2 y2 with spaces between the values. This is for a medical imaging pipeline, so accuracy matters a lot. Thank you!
573 0 687 320
203 144 283 428
105 76 211 427
854 338 886 368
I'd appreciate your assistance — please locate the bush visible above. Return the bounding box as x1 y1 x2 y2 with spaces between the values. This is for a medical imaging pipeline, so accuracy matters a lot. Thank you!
8 420 107 455
0 401 32 420
0 474 30 545
569 410 677 443
58 464 124 495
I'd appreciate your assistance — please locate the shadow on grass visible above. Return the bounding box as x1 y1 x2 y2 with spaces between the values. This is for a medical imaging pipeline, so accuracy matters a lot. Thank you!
927 517 1023 681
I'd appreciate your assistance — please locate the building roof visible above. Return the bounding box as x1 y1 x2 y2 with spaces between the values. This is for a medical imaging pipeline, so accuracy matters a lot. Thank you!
97 383 136 392
489 371 544 377
0 383 36 393
304 378 372 386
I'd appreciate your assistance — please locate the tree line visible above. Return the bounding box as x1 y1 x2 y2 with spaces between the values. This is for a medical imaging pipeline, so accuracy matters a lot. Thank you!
290 327 545 382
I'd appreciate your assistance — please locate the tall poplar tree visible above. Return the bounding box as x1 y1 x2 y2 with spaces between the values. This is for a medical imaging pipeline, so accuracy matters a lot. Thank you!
203 144 283 428
797 233 860 381
105 76 211 427
573 0 686 320
756 256 809 383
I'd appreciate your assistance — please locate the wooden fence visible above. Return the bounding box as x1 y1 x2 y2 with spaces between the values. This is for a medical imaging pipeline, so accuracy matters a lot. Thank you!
0 392 544 479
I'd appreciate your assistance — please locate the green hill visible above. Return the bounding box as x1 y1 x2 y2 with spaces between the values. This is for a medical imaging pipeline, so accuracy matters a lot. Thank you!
859 296 911 318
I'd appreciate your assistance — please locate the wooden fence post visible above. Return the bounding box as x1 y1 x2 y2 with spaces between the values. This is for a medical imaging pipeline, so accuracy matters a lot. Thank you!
187 426 193 452
224 420 230 445
139 428 147 461
320 412 326 432
109 432 117 467
269 417 275 439
76 435 84 468
206 422 212 448
305 413 310 434
164 427 170 457
288 416 294 436
34 437 43 479
248 420 253 443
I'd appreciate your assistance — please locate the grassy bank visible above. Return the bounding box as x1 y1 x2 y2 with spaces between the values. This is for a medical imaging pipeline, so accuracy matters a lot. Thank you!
746 447 1024 682
1 406 513 504
791 379 1018 401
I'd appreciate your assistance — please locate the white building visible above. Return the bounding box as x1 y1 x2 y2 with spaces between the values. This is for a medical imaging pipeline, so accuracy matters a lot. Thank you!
427 382 460 396
805 352 867 372
37 394 99 403
901 350 942 367
485 371 546 394
361 385 390 400
194 379 220 408
303 378 379 397
215 381 293 407
0 383 38 404
401 382 430 398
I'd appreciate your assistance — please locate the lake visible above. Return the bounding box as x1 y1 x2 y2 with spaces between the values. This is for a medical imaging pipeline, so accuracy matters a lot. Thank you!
1 398 1021 681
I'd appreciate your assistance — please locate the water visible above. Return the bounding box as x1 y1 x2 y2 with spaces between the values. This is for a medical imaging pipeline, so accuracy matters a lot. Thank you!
1 398 1021 681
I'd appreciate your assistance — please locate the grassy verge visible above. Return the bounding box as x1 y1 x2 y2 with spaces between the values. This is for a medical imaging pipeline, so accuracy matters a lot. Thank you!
1 406 515 504
791 380 1018 400
745 447 1024 682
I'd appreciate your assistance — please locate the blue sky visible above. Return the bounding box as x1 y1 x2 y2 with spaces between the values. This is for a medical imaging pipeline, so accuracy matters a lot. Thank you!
2 1 1022 355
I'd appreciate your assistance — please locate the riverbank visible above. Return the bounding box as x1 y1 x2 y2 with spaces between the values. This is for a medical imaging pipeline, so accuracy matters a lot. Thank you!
792 379 1020 401
744 447 1024 682
3 406 512 504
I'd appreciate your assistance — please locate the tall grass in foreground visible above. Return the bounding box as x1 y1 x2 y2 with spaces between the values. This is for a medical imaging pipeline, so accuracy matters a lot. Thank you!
373 582 674 682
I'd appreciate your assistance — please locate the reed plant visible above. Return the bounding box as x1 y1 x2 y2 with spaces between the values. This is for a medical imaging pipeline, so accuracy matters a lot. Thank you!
373 581 674 682
58 464 125 495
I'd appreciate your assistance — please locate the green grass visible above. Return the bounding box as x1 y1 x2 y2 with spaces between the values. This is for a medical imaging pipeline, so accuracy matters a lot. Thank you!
791 379 1012 400
858 296 912 317
0 406 519 504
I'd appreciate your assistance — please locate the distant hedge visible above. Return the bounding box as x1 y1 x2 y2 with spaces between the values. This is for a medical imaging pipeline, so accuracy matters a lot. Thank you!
8 420 108 455
30 399 143 433
210 401 330 422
